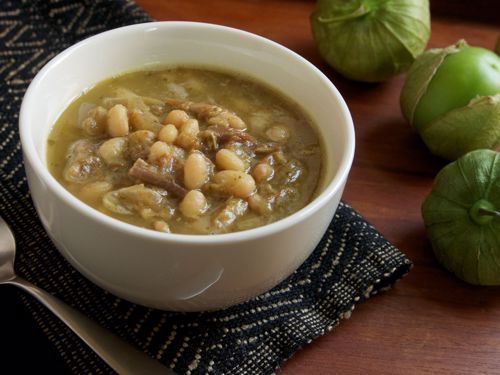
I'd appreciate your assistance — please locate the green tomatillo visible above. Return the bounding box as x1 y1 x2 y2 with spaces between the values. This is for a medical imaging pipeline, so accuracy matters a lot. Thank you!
401 40 500 160
422 149 500 285
310 0 430 82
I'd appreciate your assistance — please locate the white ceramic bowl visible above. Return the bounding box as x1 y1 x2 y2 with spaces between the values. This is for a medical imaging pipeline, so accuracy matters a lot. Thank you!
19 22 354 311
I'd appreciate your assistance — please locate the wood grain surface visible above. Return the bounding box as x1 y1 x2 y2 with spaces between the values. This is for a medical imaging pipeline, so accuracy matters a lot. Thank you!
133 1 500 374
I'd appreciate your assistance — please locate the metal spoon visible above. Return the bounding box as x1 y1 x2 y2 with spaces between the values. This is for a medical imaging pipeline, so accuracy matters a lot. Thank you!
0 215 175 375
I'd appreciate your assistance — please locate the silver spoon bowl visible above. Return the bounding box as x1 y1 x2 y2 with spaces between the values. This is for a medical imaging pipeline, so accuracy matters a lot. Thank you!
0 215 174 374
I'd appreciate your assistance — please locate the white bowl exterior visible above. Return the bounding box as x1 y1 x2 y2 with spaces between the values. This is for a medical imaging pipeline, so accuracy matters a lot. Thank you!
20 22 354 311
26 158 344 310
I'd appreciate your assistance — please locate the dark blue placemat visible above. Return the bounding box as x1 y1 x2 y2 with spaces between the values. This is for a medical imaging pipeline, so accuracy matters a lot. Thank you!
0 1 412 374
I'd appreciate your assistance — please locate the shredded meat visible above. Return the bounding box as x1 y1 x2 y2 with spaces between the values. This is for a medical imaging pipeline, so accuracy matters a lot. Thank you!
128 130 156 160
128 158 187 198
63 140 102 183
201 125 255 147
254 142 282 155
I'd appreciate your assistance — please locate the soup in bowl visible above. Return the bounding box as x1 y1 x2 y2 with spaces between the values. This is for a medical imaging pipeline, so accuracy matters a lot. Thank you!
47 67 323 234
20 22 354 311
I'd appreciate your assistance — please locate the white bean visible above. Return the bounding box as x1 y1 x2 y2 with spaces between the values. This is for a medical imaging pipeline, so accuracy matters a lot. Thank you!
252 163 274 182
181 119 199 135
153 220 171 233
148 141 172 164
184 152 209 190
216 149 245 171
214 170 256 198
107 104 129 137
163 109 189 128
227 113 246 130
179 190 207 218
176 119 199 149
158 124 178 144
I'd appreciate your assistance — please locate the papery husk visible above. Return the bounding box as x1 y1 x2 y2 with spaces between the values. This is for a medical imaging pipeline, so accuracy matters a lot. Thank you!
496 36 500 55
400 40 466 129
311 0 430 82
422 149 500 285
418 94 500 160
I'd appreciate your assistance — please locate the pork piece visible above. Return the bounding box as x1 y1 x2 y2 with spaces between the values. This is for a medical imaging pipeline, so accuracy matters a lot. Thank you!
212 198 248 231
63 140 102 183
103 184 173 220
166 98 246 129
208 125 254 143
128 158 187 198
202 128 218 151
254 142 282 155
200 125 255 151
79 105 107 136
128 130 156 160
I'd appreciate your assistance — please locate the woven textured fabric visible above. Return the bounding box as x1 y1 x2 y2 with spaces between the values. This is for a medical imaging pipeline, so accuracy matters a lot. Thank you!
0 1 412 374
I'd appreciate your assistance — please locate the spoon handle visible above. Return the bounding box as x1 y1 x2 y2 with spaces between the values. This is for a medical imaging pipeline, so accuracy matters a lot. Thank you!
7 276 175 375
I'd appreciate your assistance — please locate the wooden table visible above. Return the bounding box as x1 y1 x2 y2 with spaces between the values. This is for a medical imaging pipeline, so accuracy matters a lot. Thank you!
132 1 500 374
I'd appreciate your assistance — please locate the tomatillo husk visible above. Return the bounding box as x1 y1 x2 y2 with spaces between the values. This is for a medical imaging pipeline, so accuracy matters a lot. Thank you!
401 41 464 128
310 0 430 82
419 95 500 160
422 149 500 285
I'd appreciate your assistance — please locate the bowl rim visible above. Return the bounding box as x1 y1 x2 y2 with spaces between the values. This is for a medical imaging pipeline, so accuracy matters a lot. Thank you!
19 21 355 245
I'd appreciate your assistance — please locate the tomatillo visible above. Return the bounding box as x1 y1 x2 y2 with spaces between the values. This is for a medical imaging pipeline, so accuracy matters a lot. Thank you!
310 0 430 82
422 149 500 285
401 40 500 160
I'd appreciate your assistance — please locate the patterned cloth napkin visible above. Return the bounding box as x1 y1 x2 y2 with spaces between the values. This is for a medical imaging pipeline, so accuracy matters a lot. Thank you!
0 1 412 374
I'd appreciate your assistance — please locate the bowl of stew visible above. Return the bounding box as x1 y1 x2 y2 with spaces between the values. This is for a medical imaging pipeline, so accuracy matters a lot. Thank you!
19 22 355 311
